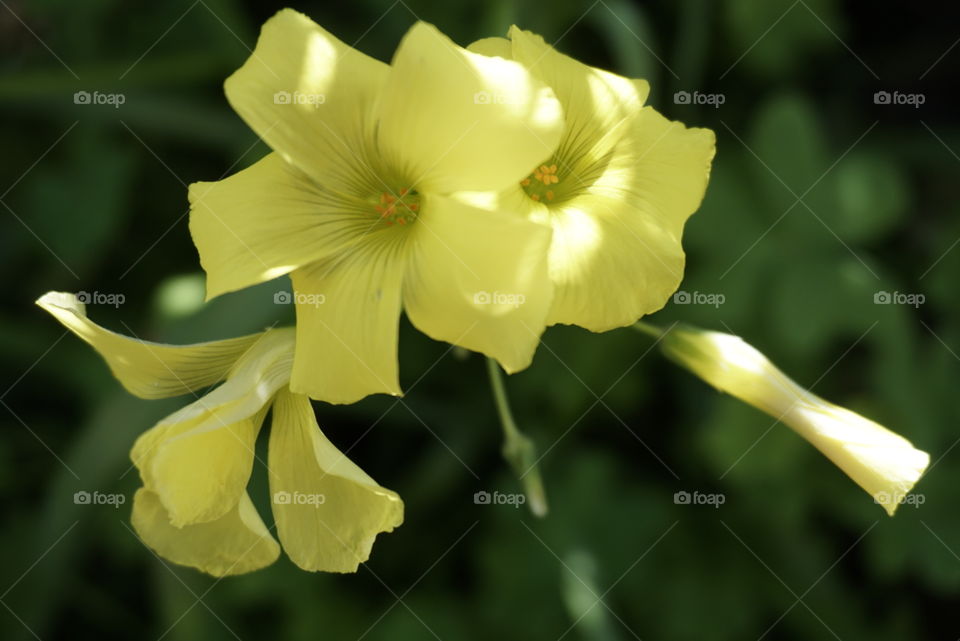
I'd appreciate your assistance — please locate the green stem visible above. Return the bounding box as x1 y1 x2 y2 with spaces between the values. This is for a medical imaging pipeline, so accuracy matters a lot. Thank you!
485 357 548 517
632 320 666 339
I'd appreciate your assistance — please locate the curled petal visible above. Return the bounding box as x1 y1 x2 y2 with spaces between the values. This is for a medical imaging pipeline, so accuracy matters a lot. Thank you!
36 291 261 399
132 488 280 577
269 389 403 572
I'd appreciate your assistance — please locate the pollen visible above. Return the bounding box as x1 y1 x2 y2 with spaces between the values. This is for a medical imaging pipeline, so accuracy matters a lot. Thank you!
374 188 419 226
533 164 559 185
521 162 563 204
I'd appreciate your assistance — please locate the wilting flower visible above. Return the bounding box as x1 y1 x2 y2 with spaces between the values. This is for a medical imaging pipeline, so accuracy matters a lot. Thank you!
189 10 565 404
651 323 929 515
37 292 402 575
469 28 716 331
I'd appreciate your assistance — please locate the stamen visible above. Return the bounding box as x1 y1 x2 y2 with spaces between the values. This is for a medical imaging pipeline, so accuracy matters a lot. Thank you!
373 188 420 226
521 162 562 203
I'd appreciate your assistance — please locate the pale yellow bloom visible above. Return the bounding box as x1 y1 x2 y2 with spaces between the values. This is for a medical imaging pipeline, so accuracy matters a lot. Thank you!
37 292 402 575
469 28 716 331
190 10 565 405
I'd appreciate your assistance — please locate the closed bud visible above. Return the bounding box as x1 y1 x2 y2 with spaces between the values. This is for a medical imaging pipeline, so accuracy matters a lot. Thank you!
659 325 929 516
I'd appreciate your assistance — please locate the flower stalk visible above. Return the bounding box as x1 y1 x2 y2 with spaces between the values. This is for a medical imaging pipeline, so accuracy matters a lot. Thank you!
486 357 548 517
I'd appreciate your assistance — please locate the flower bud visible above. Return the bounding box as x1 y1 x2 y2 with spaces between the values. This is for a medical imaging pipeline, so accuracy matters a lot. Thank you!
659 325 929 515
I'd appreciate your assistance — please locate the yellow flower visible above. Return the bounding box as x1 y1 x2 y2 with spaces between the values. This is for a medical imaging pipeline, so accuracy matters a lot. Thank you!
37 292 403 575
650 323 929 515
189 10 565 404
469 28 716 331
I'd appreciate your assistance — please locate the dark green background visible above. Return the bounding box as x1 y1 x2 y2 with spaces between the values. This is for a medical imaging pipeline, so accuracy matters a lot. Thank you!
2 0 958 639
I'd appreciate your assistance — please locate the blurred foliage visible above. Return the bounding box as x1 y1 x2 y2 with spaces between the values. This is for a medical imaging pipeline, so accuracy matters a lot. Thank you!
2 0 959 639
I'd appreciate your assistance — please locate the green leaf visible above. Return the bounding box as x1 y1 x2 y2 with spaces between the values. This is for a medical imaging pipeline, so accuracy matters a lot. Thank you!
833 150 908 243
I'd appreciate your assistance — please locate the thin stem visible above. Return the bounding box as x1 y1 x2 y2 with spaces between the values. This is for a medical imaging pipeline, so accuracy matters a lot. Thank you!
632 319 666 339
486 357 521 439
485 357 548 517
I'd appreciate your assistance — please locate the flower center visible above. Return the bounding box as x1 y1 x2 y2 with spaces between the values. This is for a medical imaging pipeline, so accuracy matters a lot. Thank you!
521 164 561 203
374 188 420 226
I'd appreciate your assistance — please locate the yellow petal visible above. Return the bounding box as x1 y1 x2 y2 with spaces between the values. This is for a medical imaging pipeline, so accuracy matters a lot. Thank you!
131 329 294 526
508 26 650 165
132 406 267 527
223 9 387 190
36 291 261 399
159 327 294 428
403 194 553 373
288 240 406 404
544 108 715 330
132 488 279 576
466 36 512 58
189 153 375 300
376 22 563 194
268 389 403 572
656 324 930 515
